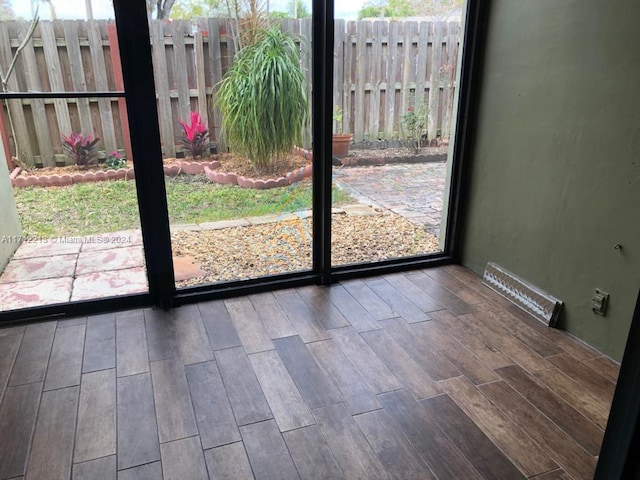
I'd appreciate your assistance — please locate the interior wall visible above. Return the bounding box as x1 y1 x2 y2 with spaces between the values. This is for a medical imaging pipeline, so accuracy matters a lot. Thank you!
460 0 640 360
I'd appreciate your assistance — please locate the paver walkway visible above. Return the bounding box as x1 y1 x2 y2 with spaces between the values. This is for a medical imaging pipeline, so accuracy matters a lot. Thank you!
333 161 447 235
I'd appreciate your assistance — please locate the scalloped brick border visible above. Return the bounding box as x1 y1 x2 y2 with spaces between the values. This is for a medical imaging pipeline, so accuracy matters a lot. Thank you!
202 147 313 189
204 163 312 189
11 166 136 188
10 153 314 190
10 160 224 188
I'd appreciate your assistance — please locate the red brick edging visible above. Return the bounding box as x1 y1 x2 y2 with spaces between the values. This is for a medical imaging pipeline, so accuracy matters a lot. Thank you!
10 151 314 190
205 147 313 189
10 166 136 188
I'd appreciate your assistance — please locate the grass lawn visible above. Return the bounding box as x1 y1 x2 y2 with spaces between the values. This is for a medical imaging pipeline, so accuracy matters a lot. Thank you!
14 175 352 237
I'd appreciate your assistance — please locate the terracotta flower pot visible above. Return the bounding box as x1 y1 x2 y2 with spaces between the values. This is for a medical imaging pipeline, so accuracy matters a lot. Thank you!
332 134 352 158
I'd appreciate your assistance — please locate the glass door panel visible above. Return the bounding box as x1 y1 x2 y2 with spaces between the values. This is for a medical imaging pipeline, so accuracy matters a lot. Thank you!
146 8 315 288
0 9 149 312
331 12 463 267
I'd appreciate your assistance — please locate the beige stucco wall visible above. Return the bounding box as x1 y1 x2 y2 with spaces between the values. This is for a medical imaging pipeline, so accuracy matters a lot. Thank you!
0 149 22 272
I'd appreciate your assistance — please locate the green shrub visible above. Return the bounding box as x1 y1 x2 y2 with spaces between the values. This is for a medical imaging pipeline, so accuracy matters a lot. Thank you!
401 103 428 154
104 151 126 170
216 26 309 170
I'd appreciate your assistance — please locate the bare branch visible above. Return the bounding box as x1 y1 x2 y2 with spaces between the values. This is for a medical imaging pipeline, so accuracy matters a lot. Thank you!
0 11 39 88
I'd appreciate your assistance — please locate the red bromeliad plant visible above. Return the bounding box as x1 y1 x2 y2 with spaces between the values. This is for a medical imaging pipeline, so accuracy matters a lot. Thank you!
179 111 210 158
62 132 100 168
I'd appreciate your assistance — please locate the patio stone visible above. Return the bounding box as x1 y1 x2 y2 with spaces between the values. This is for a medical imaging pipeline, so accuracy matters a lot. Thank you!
12 240 82 259
173 256 206 282
81 229 143 252
71 267 148 301
341 204 379 216
0 254 78 284
76 246 145 275
293 209 313 219
199 219 250 230
171 224 201 232
0 277 73 311
246 212 298 225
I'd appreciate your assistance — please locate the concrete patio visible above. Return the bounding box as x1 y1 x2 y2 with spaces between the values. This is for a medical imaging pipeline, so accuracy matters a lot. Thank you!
0 230 147 311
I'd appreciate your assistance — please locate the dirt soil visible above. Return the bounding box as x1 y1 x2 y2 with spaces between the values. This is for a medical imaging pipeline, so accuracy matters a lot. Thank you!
172 211 440 287
18 153 310 180
212 152 310 178
17 163 127 177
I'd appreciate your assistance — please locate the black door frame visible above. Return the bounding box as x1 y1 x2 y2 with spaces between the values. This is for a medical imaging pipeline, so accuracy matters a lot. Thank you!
595 290 640 479
113 0 175 310
0 0 488 321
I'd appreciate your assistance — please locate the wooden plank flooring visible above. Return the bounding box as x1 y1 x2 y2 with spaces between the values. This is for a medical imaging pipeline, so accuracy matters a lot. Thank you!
0 266 618 479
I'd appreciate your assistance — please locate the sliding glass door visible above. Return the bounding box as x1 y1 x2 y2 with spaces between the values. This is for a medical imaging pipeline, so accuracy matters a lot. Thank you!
0 0 475 320
145 7 316 289
331 10 464 268
0 8 150 313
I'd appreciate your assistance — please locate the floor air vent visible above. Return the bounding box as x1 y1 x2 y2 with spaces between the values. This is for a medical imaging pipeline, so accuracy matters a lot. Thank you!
482 262 563 327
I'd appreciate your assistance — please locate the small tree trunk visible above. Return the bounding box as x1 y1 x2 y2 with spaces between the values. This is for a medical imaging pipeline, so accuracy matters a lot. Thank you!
85 0 93 20
156 0 176 19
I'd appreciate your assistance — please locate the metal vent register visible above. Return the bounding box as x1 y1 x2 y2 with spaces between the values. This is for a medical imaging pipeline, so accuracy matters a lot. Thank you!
482 262 563 327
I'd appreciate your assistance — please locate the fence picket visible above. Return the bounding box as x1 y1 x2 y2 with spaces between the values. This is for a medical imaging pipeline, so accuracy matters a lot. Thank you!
354 22 367 141
206 17 225 151
194 29 208 131
0 21 31 159
172 20 191 124
415 21 429 112
344 21 356 136
369 21 384 139
332 19 345 134
300 18 312 148
384 21 400 139
443 21 459 138
87 20 117 153
150 21 175 157
428 22 443 141
19 22 54 166
63 20 94 139
40 21 73 152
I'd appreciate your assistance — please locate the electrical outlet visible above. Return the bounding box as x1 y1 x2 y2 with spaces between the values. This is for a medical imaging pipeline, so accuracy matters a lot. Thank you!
592 289 609 316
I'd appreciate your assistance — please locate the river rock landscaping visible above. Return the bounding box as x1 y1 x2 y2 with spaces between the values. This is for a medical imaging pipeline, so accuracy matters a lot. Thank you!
171 210 440 287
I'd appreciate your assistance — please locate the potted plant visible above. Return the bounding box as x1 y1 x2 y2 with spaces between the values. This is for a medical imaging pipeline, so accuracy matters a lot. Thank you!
332 105 352 158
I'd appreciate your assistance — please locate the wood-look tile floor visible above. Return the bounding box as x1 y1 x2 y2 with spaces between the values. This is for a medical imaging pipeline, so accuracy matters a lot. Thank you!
0 265 619 480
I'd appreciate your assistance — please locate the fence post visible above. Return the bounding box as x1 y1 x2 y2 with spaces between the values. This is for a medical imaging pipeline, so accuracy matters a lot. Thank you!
107 23 133 163
207 17 226 152
0 109 13 171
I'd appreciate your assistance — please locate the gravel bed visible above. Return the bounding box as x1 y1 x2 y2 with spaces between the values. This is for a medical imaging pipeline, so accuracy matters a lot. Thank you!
172 211 440 287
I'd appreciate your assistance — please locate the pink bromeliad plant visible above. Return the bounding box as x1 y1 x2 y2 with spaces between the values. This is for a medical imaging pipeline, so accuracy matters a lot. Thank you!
61 132 100 168
179 111 210 158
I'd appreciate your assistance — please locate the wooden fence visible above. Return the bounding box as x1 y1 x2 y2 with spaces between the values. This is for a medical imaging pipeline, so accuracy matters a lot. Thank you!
334 19 460 145
0 18 460 167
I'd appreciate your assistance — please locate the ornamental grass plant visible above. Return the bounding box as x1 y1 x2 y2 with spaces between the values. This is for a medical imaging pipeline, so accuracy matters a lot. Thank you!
216 26 309 170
